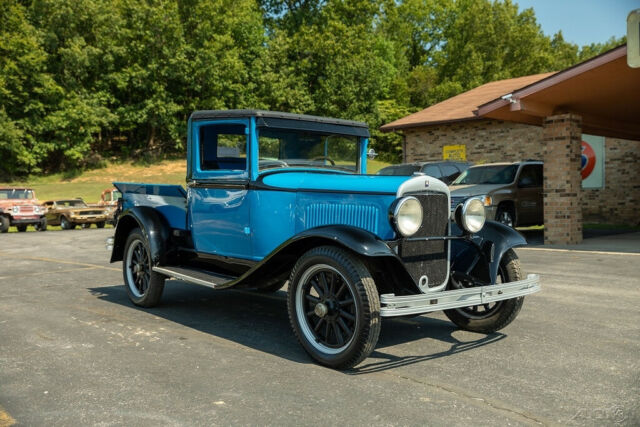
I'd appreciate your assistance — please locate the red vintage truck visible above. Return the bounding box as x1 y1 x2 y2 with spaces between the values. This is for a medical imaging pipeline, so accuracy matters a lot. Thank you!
0 187 47 232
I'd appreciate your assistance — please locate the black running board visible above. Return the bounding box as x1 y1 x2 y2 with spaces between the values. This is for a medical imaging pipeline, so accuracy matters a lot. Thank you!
153 266 236 289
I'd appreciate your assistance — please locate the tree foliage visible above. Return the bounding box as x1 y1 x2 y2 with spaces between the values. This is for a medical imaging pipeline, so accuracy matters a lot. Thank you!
0 0 626 178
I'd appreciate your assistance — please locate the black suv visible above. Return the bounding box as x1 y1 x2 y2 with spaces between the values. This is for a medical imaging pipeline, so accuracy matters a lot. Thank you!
377 161 471 184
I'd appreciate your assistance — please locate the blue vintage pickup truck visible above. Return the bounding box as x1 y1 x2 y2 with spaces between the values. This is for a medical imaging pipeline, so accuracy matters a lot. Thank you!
108 110 540 369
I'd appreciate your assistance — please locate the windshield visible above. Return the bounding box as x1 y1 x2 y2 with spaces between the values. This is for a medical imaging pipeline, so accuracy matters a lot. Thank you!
377 165 421 176
452 165 518 185
0 189 34 200
57 200 87 207
258 128 358 173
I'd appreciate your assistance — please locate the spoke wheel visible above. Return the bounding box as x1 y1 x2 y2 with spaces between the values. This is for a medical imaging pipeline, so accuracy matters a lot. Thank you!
122 228 165 307
444 249 525 333
297 265 358 353
287 246 380 369
126 239 151 298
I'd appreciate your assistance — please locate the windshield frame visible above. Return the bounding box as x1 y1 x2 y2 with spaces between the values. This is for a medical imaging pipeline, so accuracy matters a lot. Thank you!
256 126 363 175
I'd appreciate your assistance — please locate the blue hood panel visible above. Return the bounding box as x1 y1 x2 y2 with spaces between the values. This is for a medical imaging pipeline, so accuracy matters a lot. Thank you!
261 171 408 194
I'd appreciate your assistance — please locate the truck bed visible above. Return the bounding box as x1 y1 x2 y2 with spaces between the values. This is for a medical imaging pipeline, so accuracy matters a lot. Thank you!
114 182 187 230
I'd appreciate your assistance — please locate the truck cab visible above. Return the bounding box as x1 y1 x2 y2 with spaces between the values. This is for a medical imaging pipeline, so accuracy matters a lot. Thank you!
109 110 540 369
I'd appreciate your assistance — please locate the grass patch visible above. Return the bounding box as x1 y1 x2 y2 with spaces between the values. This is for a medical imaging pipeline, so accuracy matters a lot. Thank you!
3 158 393 202
2 159 187 202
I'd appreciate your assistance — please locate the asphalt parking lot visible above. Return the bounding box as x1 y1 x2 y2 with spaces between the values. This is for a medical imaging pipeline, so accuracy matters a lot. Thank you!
1 229 638 426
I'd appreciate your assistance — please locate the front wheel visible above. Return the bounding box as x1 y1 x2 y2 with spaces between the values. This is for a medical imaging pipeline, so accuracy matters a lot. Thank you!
96 221 105 229
287 246 380 369
123 228 165 307
60 216 75 230
444 249 524 333
495 206 515 228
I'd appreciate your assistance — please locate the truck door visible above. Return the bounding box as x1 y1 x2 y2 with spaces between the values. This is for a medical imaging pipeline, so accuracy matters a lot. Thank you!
187 121 252 259
516 164 543 225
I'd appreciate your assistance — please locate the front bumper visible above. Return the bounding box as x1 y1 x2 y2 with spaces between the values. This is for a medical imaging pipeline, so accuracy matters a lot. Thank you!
11 216 44 225
380 274 540 317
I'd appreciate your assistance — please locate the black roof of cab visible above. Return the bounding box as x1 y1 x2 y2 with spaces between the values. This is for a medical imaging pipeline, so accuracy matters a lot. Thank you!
189 110 370 138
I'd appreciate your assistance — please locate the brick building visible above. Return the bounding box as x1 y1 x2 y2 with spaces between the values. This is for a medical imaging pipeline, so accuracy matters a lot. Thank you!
381 45 640 245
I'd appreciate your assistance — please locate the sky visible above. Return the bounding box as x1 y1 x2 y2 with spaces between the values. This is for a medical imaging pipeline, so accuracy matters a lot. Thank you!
514 0 640 46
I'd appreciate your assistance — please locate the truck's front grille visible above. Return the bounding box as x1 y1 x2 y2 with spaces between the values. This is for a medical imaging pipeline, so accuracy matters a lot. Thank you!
18 206 34 214
398 192 449 290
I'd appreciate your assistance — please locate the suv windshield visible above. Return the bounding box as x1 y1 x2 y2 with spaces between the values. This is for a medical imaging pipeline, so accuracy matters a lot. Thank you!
377 165 421 176
258 128 358 172
452 165 518 185
0 189 34 200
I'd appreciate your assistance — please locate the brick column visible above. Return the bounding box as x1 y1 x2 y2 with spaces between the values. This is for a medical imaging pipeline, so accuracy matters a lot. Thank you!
542 114 583 245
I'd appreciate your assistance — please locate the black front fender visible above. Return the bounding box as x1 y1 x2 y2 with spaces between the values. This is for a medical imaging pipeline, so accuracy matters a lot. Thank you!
451 220 527 284
110 206 172 265
238 225 418 294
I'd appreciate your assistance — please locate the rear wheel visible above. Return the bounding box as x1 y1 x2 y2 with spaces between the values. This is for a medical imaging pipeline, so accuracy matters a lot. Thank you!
123 228 165 307
0 216 8 233
287 246 380 369
96 221 105 229
17 225 27 232
444 249 524 333
35 219 47 231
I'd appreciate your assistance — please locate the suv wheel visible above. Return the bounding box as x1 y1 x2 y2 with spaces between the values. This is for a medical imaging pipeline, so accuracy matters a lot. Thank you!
287 246 380 369
0 216 10 233
17 225 27 232
496 206 515 227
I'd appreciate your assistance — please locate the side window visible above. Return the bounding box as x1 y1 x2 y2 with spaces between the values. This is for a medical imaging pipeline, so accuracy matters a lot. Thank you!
422 165 442 178
199 124 247 171
518 165 542 187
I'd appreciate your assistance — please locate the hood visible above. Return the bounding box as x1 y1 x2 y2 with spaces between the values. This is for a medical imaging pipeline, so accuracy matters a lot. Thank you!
449 184 504 198
260 171 409 194
0 199 40 208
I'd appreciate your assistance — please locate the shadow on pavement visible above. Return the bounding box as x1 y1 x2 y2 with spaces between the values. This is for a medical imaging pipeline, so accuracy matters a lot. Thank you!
90 280 505 373
349 318 505 374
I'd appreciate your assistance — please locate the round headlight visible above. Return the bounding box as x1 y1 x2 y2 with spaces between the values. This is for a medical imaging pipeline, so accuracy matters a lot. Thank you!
456 198 486 233
393 196 423 237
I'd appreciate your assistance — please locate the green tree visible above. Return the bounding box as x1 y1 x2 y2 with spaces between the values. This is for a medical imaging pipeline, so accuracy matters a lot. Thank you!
0 0 61 178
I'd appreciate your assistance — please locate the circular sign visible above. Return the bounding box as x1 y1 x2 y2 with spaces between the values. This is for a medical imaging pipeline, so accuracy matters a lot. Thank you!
581 141 596 180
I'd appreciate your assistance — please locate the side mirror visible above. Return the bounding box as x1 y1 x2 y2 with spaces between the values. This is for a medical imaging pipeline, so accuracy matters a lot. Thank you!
367 148 378 160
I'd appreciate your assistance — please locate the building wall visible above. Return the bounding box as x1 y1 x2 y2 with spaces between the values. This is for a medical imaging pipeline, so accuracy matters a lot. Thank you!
404 119 640 226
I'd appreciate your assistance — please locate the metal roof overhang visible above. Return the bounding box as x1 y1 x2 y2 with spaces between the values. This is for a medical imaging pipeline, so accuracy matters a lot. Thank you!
476 46 640 141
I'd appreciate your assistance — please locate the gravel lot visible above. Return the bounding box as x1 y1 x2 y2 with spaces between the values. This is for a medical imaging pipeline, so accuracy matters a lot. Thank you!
1 229 638 426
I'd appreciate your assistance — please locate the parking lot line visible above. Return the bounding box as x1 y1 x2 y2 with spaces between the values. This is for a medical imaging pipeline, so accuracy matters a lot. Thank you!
0 251 120 271
519 247 640 256
0 266 98 280
0 405 15 427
